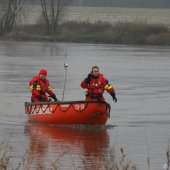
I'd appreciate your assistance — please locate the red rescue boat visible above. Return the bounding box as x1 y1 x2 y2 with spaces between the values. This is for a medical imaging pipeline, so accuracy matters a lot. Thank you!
25 100 111 125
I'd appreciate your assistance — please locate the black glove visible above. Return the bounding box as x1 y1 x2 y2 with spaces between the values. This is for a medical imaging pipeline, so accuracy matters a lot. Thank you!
110 92 117 103
84 73 92 84
50 94 58 101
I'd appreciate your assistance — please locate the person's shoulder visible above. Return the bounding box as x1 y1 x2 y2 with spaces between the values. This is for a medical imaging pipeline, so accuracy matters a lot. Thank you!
30 75 37 80
33 75 39 80
99 73 108 80
99 73 105 78
29 75 38 85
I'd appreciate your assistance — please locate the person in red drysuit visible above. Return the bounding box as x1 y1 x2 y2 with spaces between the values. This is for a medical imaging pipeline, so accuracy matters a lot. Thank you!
29 69 58 102
81 66 117 102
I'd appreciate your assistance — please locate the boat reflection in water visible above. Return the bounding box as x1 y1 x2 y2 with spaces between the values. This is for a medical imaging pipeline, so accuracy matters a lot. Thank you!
24 123 110 170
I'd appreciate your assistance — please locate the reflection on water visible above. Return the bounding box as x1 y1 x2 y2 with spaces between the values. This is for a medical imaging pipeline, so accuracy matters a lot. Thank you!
24 124 110 169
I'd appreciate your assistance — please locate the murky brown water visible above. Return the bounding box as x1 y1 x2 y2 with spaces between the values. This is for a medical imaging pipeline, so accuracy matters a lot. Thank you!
0 40 170 169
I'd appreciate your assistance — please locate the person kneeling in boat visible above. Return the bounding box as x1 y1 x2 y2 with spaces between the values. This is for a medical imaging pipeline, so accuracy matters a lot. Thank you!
81 66 117 102
29 69 58 102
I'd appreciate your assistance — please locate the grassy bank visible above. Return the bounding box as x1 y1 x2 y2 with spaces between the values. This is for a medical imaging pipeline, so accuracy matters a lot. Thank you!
1 21 170 45
0 140 136 170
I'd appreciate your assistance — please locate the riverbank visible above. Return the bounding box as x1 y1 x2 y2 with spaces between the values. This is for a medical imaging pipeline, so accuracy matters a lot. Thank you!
1 21 170 45
1 139 136 170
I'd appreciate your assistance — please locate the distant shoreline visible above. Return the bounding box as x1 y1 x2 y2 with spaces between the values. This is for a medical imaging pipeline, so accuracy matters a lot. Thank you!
1 20 170 46
1 6 170 46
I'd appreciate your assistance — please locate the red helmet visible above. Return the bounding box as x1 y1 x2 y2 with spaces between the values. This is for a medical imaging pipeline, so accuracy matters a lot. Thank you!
39 69 47 76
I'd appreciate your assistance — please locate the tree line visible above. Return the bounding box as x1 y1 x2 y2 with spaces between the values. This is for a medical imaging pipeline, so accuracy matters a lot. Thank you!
0 0 72 36
0 0 169 37
71 0 170 8
8 0 170 8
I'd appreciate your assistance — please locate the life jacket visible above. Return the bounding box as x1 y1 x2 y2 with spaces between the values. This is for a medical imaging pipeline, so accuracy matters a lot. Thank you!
87 74 112 100
87 74 105 98
29 75 53 97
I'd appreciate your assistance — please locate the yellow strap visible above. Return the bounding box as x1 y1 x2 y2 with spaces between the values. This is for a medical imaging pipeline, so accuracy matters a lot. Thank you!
30 85 33 91
29 85 41 91
37 85 41 90
48 86 52 90
104 85 112 90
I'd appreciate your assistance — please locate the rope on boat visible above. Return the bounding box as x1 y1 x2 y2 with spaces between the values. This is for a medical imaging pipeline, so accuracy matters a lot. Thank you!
25 102 111 116
25 103 88 114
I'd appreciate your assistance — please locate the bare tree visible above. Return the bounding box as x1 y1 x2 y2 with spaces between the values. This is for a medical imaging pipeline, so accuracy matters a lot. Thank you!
0 0 25 35
40 0 72 35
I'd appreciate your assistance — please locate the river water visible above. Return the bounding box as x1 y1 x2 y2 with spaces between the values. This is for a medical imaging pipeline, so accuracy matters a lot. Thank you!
0 40 170 170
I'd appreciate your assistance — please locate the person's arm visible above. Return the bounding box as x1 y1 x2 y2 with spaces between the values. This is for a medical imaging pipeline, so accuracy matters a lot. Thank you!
103 78 117 102
81 73 92 89
46 80 58 101
30 80 40 97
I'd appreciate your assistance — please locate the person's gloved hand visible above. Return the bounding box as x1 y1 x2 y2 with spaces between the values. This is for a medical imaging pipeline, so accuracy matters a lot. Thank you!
84 73 92 84
113 96 117 103
51 94 58 101
110 92 117 103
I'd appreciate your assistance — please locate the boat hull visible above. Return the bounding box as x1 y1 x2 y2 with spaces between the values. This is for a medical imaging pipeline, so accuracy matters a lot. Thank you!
25 101 110 125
